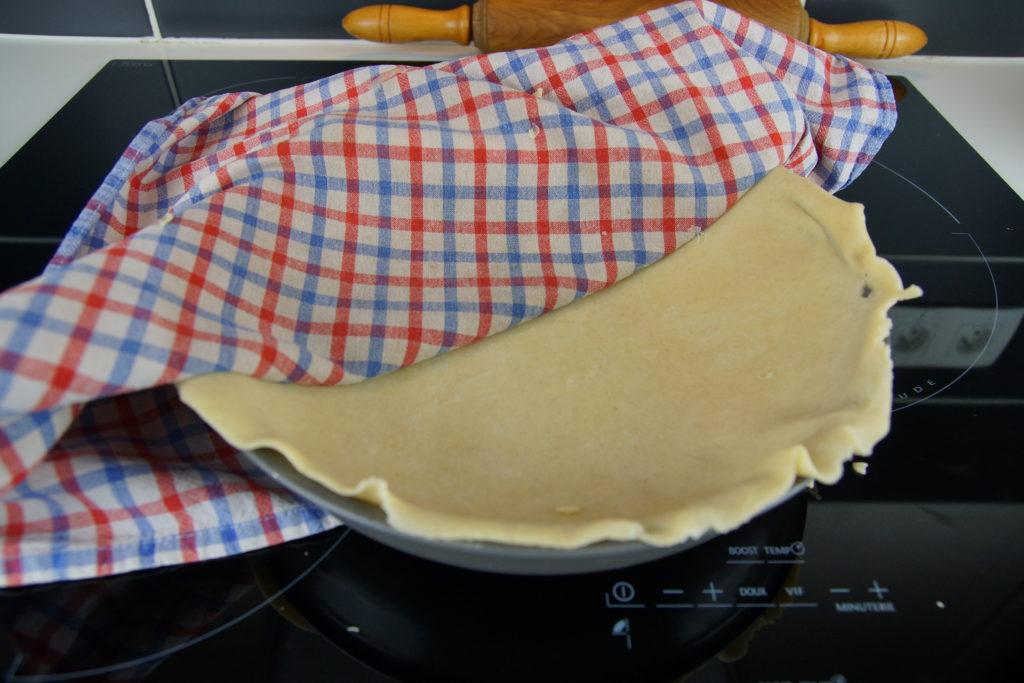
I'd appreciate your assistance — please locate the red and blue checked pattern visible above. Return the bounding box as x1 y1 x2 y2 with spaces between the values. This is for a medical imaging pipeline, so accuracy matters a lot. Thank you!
0 1 896 586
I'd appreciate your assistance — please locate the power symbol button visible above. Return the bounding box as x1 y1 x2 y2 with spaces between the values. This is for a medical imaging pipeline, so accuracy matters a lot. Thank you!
612 581 636 603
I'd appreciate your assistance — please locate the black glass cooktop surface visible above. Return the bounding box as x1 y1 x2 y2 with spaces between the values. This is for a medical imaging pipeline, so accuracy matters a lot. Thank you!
1 61 1022 683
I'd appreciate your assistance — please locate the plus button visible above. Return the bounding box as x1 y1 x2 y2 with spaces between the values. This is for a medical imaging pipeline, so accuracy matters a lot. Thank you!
868 580 889 600
703 581 724 602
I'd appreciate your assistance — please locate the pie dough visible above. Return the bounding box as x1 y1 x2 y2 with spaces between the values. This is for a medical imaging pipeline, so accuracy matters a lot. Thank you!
178 167 919 549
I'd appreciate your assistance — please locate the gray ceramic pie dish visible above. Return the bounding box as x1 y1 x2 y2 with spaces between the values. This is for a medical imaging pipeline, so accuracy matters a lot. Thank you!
243 447 808 575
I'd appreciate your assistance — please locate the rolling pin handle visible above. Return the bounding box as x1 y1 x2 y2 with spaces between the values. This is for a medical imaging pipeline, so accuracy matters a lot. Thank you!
342 4 473 45
806 19 928 59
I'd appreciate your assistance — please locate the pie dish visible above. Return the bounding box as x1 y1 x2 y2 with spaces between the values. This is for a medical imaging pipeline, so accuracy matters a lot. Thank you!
178 167 919 567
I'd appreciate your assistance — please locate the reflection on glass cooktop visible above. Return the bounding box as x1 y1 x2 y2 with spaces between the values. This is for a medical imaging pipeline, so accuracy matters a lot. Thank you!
0 61 1022 683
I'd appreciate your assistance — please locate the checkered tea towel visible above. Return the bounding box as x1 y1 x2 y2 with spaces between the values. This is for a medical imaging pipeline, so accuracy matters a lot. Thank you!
0 0 896 586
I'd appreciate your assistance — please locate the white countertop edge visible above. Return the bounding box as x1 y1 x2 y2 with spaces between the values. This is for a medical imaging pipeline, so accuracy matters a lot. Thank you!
862 55 1024 201
0 32 481 57
1 34 1021 198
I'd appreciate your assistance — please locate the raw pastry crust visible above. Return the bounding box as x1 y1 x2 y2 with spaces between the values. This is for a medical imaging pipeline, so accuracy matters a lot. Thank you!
178 167 919 549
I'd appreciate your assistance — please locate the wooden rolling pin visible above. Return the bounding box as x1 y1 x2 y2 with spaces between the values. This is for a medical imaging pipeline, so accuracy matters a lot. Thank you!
343 0 927 59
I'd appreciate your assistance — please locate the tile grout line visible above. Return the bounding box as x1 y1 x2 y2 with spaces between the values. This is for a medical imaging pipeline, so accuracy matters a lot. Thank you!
142 0 183 106
0 237 63 244
143 0 163 39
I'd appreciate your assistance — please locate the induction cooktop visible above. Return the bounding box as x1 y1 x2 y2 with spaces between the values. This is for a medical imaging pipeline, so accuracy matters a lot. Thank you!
1 60 1022 683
